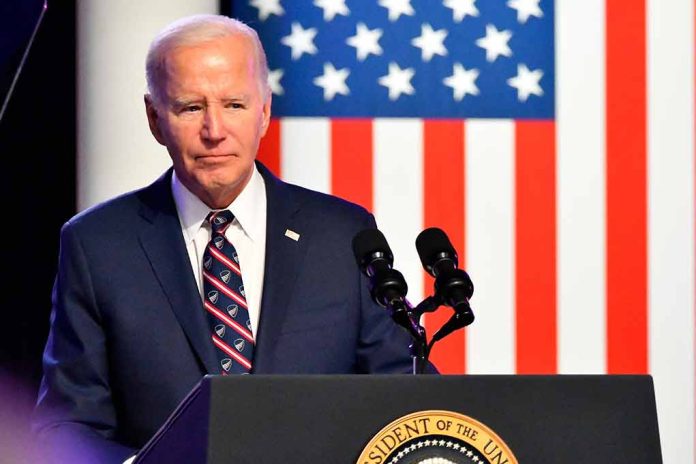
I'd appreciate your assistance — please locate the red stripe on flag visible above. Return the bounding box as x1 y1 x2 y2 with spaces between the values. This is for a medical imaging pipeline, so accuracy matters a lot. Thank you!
423 120 466 374
515 120 557 374
258 118 281 176
606 0 648 374
331 119 373 212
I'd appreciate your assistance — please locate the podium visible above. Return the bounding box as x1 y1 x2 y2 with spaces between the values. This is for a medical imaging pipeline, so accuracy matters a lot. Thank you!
134 375 662 463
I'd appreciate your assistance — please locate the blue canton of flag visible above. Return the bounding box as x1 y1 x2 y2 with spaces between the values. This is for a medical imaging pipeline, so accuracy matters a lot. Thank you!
230 0 554 118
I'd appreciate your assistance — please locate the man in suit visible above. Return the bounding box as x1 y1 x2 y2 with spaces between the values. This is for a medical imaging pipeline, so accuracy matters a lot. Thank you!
33 14 428 464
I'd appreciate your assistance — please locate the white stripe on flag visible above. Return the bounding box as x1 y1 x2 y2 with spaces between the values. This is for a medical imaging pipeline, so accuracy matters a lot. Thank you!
280 118 331 193
647 0 696 462
556 0 607 374
373 119 424 306
465 119 516 374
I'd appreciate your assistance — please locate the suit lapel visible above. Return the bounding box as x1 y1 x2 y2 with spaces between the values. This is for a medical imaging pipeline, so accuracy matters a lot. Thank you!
253 163 308 372
137 171 219 374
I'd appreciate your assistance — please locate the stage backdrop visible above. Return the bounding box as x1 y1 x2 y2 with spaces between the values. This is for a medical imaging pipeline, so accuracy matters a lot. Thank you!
78 1 694 462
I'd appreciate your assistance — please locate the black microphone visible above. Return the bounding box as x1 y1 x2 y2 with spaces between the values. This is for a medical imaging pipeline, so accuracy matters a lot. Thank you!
416 227 475 338
352 228 408 308
352 229 421 340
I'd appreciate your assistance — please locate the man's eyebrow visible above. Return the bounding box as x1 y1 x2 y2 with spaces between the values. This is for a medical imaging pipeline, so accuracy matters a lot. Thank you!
172 97 204 107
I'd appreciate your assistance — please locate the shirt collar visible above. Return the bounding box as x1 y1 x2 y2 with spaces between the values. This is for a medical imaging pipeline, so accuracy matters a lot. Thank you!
171 165 266 244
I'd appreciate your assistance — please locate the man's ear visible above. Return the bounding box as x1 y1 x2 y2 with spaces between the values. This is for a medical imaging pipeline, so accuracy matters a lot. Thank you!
260 91 272 138
144 94 166 146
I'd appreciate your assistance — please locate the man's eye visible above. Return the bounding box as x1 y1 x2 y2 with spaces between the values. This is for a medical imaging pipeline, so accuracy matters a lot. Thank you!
227 102 244 109
177 105 201 114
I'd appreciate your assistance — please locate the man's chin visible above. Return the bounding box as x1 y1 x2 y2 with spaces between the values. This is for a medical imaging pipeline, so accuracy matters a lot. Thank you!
193 169 254 207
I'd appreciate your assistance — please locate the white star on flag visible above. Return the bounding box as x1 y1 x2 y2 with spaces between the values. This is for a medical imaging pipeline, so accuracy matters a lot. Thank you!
507 0 543 24
507 63 544 101
346 22 383 61
411 23 448 62
267 68 284 95
313 0 349 21
249 0 284 21
443 63 479 101
475 23 513 62
378 0 415 22
281 22 318 60
444 0 479 22
378 62 415 100
313 63 350 101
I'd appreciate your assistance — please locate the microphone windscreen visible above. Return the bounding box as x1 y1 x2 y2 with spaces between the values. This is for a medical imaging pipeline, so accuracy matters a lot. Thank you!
352 229 393 267
415 227 456 270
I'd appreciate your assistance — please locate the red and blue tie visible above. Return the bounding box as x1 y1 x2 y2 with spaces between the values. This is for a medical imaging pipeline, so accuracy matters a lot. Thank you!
203 210 254 374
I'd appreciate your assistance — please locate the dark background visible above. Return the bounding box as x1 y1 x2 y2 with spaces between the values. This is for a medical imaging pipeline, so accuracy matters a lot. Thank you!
0 1 76 459
1 0 75 386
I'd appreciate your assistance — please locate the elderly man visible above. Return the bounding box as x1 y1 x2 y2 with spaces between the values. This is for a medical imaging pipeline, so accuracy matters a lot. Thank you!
33 14 426 464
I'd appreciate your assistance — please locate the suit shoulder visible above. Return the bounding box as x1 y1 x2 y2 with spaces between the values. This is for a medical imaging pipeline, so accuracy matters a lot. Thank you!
66 191 139 230
62 175 166 237
286 182 373 224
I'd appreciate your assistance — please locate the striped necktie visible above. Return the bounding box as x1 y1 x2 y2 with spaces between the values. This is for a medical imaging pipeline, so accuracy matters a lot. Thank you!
202 210 254 374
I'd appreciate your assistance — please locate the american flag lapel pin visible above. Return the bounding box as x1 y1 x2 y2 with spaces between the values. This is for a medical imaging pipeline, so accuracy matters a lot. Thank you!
284 229 300 241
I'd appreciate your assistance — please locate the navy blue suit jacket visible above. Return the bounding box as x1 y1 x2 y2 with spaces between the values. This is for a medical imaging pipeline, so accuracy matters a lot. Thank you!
33 163 424 463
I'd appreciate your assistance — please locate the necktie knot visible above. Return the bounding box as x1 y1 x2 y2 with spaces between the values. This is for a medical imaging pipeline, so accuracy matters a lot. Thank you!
206 210 235 235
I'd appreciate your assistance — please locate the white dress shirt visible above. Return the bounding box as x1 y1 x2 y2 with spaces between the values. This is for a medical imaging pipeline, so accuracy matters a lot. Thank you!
171 166 267 337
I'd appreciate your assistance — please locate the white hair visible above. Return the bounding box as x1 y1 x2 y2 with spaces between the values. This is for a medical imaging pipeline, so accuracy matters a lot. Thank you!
145 14 269 106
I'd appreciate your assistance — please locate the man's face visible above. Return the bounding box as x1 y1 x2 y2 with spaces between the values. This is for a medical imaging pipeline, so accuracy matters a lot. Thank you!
146 34 271 208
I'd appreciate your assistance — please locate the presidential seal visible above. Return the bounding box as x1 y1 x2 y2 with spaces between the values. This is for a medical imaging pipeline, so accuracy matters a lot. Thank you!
357 410 517 464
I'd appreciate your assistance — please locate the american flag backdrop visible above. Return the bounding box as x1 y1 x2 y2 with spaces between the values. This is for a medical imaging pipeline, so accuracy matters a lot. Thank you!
229 0 695 461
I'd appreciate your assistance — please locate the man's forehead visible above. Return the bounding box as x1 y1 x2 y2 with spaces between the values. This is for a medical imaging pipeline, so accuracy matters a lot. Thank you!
165 34 257 64
161 40 258 84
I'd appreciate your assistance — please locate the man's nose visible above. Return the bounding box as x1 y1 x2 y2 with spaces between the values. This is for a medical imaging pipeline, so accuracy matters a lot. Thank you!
201 106 225 143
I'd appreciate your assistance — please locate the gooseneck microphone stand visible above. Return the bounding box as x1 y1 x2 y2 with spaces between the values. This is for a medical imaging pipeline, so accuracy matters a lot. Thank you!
388 291 475 374
383 298 428 375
